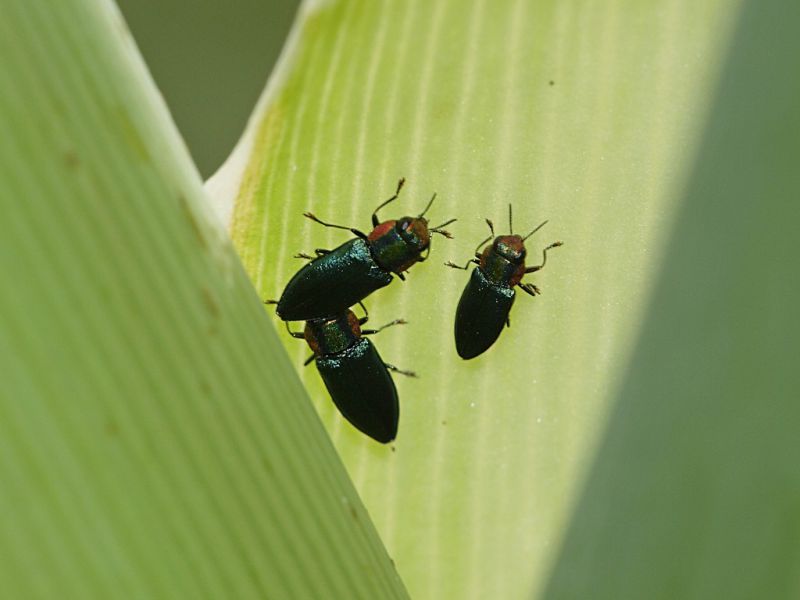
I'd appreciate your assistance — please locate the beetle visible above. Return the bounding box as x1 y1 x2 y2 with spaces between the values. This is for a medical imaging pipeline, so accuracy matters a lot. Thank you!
446 205 562 359
282 304 414 443
275 178 455 321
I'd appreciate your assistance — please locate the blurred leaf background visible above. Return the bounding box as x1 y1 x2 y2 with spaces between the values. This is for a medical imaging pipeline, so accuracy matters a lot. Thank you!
7 0 797 598
1 0 405 598
118 0 299 178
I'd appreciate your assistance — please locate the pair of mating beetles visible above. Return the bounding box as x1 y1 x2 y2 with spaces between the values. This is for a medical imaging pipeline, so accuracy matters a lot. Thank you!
271 179 561 444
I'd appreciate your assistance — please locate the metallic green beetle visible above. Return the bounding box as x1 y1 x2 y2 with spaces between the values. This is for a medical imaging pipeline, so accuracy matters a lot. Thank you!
285 307 414 443
446 206 562 359
276 179 455 321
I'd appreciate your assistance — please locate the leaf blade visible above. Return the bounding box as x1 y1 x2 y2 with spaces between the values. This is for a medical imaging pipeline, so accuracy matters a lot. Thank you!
0 1 406 597
215 0 742 597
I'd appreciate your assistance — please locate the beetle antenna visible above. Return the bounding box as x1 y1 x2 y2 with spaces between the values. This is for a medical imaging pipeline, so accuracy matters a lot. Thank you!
418 192 437 218
371 178 405 226
430 217 456 238
509 204 513 234
485 218 495 237
522 220 549 241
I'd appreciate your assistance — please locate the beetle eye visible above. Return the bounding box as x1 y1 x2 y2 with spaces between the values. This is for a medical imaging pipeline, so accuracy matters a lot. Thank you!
397 218 418 243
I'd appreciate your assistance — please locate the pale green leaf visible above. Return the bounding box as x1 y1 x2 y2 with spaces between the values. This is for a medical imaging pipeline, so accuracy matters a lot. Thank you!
211 0 745 598
545 0 800 597
0 1 405 597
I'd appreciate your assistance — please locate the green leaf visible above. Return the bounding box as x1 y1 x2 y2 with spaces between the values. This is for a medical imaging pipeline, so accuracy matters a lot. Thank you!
211 0 752 597
545 0 800 597
0 1 405 597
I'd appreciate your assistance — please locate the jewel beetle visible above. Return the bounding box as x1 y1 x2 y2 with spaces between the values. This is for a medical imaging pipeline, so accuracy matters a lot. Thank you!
275 178 455 321
283 305 414 443
446 205 562 359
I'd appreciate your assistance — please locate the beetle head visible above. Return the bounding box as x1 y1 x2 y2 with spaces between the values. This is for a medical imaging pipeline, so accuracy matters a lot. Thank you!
367 192 455 274
396 216 432 252
492 235 527 264
396 191 456 250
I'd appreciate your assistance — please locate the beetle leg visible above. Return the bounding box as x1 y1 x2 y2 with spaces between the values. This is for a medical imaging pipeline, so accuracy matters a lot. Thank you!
284 321 305 338
445 258 479 270
263 299 277 305
397 272 406 281
506 316 511 328
303 212 368 240
303 354 315 366
383 363 418 378
525 241 563 273
519 283 541 297
295 248 332 261
355 301 369 325
371 177 406 227
362 319 407 336
473 233 493 256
